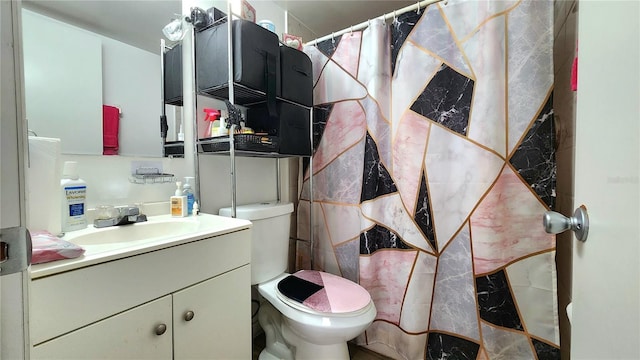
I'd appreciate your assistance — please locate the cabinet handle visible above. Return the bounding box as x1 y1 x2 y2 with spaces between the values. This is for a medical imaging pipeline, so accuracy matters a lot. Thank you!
155 323 167 336
184 310 195 322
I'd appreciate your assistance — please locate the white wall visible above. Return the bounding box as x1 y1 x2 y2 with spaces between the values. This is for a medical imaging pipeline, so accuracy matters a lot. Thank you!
250 1 286 39
286 13 316 44
194 0 286 40
60 155 190 217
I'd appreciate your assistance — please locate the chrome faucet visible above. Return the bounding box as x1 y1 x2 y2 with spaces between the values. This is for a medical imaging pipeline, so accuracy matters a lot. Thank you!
93 206 148 228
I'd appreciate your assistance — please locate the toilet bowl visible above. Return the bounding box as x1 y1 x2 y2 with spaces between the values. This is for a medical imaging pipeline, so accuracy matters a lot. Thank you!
259 272 376 359
219 202 376 360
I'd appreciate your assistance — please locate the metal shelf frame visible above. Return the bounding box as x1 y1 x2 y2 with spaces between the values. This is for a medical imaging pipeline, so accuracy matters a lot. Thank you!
191 2 313 222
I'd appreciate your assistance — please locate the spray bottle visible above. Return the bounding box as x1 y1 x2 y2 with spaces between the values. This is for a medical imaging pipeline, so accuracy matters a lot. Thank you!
203 108 220 138
216 110 229 136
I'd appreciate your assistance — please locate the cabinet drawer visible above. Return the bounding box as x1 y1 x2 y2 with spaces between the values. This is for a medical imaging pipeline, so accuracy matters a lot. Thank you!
31 229 250 345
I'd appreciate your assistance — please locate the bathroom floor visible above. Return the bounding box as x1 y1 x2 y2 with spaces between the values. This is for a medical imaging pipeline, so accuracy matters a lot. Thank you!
252 333 393 360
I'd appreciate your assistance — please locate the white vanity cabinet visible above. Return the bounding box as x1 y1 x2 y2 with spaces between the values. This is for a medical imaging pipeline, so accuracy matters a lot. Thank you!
30 226 252 360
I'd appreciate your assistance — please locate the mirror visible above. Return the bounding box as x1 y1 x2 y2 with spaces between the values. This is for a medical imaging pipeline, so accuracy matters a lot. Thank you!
21 0 182 157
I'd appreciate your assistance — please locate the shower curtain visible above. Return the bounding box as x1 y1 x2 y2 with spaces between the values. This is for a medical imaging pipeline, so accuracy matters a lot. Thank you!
297 0 558 359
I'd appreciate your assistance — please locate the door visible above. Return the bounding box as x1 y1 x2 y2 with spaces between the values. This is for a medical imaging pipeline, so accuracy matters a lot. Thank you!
571 1 639 358
1 0 30 358
31 295 173 359
173 265 251 360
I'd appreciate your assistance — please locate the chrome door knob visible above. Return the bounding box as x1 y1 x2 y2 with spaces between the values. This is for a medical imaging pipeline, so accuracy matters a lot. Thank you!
543 206 589 242
155 323 167 336
184 310 195 321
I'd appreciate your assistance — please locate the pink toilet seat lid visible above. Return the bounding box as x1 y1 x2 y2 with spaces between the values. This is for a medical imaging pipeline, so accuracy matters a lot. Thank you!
277 270 371 314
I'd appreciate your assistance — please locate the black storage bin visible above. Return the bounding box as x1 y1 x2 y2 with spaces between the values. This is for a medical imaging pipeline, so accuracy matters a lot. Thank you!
196 20 281 103
164 141 184 157
246 101 311 156
280 46 313 107
163 44 183 106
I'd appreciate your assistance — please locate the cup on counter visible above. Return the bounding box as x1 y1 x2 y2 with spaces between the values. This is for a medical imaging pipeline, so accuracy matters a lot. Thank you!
95 205 118 220
133 203 146 215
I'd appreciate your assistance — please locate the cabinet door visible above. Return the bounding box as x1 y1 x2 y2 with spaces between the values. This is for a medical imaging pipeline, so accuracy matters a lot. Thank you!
31 295 172 360
173 265 251 360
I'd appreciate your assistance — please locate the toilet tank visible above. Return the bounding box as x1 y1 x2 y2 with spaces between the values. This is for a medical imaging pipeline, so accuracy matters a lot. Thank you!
219 202 293 285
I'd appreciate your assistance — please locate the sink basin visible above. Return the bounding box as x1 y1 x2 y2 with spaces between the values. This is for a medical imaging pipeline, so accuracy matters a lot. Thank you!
31 213 253 279
68 218 201 246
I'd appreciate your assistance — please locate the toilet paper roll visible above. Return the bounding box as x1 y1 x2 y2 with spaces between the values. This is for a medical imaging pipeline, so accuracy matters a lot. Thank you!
27 136 62 235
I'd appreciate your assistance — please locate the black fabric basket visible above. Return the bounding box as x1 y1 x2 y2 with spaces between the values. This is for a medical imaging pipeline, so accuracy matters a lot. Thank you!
196 19 281 101
163 141 184 157
280 46 313 107
199 134 279 153
246 101 311 156
163 44 183 106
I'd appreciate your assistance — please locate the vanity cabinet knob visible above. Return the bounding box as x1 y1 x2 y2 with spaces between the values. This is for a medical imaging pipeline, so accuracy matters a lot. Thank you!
184 310 195 321
155 323 167 336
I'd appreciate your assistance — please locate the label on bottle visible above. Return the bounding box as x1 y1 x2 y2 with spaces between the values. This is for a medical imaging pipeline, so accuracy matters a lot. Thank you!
63 185 87 230
187 193 195 215
171 197 185 217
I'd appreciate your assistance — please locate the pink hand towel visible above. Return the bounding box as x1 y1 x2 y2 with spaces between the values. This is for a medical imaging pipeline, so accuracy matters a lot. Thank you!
103 105 119 155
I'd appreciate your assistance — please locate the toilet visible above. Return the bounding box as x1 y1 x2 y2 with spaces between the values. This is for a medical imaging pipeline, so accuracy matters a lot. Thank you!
220 202 376 360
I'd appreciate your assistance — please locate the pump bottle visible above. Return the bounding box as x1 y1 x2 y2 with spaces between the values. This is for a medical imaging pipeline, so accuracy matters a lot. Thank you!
170 181 188 217
60 161 88 232
183 177 196 215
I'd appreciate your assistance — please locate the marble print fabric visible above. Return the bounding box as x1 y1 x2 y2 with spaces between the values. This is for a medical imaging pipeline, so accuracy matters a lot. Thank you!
392 110 431 213
299 0 558 358
410 64 474 136
391 40 441 138
310 100 366 175
463 15 507 157
426 124 504 250
429 223 480 341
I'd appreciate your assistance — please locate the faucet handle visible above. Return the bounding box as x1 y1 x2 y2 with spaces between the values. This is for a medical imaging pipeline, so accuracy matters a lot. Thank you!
118 206 140 217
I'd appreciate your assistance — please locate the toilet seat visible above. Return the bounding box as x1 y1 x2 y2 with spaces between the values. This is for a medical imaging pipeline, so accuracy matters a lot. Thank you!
276 270 372 316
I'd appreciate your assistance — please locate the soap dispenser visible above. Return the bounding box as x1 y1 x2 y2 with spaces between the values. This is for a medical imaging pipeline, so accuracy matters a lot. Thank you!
170 181 187 217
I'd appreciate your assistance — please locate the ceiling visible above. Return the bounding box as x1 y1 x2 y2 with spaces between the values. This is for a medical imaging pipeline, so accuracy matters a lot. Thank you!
21 0 417 53
22 0 181 53
273 0 416 39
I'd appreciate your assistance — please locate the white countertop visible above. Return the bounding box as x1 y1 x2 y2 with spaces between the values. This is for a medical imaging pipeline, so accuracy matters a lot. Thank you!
30 213 252 279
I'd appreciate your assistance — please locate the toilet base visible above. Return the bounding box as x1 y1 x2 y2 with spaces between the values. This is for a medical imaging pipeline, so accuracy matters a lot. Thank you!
258 301 294 360
286 339 349 360
258 301 351 360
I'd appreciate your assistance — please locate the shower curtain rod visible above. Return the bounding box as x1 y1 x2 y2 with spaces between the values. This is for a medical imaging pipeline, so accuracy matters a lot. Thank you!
306 0 444 46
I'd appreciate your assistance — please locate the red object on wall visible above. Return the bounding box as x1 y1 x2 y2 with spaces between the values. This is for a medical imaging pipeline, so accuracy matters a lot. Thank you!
102 105 119 155
571 41 578 91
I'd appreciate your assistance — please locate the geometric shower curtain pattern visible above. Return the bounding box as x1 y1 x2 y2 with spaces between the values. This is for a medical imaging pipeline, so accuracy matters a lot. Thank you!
297 1 559 358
